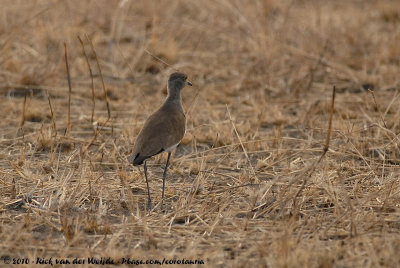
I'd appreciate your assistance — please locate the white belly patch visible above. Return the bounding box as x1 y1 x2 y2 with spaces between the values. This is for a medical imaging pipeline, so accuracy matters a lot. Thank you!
165 143 179 152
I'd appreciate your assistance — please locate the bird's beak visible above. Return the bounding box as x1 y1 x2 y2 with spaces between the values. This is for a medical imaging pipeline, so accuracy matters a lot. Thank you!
187 81 193 86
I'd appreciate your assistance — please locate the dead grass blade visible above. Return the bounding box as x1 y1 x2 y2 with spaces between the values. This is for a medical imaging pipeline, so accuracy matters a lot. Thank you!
64 42 72 135
226 105 258 182
368 89 388 129
77 35 96 124
292 86 336 213
85 34 111 120
45 90 57 141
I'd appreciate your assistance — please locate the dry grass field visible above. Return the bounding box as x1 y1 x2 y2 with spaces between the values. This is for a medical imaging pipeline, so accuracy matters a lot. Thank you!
1 0 400 267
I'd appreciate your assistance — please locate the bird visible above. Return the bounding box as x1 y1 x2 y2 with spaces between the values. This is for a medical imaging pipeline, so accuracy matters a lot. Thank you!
129 72 192 210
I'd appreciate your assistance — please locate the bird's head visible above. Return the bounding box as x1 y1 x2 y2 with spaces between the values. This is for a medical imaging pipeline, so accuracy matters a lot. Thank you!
168 72 192 91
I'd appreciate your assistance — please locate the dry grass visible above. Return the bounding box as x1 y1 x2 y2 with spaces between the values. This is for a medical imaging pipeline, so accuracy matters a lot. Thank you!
1 0 400 267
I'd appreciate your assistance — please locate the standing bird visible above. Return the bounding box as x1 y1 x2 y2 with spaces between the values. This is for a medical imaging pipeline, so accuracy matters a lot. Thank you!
129 72 192 210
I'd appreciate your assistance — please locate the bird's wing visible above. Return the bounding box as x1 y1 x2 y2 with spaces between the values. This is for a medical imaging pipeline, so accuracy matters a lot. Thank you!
131 108 185 163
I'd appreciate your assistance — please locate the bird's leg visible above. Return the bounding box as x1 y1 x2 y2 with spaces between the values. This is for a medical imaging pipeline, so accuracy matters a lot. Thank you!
144 161 152 210
161 152 171 209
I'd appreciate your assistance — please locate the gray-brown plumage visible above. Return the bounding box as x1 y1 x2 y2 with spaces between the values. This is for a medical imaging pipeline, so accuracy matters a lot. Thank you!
129 72 192 210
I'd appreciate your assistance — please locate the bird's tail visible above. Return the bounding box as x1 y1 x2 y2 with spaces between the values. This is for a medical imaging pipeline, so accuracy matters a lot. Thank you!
129 153 148 166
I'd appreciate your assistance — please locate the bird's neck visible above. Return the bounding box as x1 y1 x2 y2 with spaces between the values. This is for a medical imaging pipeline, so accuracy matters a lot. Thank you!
165 88 184 113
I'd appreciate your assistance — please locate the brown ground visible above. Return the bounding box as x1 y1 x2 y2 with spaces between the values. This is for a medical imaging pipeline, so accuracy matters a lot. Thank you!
0 0 400 267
